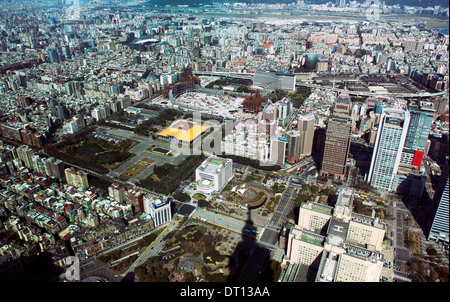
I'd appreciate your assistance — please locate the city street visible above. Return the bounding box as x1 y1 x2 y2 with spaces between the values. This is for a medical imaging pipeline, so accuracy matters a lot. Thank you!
193 207 262 235
259 184 299 248
80 260 122 282
267 184 298 229
122 218 181 276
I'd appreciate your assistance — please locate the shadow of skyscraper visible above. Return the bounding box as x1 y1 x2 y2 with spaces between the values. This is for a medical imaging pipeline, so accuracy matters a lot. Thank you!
227 210 274 282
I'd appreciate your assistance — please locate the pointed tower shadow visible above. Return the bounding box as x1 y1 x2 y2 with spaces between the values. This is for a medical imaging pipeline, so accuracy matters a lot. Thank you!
227 210 274 282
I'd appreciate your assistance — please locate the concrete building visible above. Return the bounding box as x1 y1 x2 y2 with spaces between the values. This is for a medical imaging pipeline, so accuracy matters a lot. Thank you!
222 118 273 163
91 106 107 121
195 156 233 193
108 183 126 203
286 130 302 164
253 70 296 92
320 91 352 181
270 137 287 167
277 99 292 127
298 113 315 157
143 196 172 227
347 213 386 251
286 228 325 268
317 245 384 282
297 201 333 235
284 187 386 282
428 157 449 243
65 167 89 189
44 157 66 181
262 103 278 121
16 145 34 170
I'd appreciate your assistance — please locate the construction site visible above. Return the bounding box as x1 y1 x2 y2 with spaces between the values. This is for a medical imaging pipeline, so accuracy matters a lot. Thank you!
172 90 246 120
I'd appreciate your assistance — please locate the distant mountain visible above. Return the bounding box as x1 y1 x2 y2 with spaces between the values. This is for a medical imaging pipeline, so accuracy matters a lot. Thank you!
148 0 448 9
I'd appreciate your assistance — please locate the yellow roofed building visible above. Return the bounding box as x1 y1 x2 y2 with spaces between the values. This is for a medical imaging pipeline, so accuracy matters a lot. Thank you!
156 119 210 146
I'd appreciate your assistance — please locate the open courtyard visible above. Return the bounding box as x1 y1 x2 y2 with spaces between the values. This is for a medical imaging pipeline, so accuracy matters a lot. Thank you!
122 158 155 178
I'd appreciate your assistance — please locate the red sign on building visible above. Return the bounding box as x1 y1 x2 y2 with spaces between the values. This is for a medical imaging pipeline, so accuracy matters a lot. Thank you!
412 150 424 169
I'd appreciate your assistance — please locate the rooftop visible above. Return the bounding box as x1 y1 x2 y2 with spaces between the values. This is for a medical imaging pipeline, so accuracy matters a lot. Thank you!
157 119 210 142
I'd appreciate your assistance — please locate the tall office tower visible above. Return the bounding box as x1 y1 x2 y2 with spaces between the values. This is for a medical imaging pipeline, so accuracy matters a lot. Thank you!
277 99 292 126
270 137 287 167
44 157 66 180
31 155 46 174
286 130 301 164
56 103 70 120
367 109 410 191
91 106 107 121
386 58 395 72
320 92 352 181
143 196 172 227
47 49 60 63
391 102 434 197
16 145 34 169
428 157 449 243
401 101 435 168
336 0 346 7
298 113 315 157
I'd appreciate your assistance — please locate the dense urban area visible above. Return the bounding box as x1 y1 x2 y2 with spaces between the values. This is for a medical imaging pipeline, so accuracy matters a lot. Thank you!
0 0 448 286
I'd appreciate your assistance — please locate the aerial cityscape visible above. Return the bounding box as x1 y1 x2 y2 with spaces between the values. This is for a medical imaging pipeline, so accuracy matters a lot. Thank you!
0 0 448 287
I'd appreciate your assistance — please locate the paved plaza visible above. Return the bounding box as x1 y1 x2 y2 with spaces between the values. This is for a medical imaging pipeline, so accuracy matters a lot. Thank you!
100 127 189 182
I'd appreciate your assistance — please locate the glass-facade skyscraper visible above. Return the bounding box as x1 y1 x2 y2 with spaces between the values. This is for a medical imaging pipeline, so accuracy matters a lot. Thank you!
429 176 449 242
367 108 410 191
428 154 449 243
400 102 435 169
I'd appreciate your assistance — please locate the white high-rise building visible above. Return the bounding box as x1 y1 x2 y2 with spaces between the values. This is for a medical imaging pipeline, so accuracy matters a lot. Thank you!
16 145 34 169
298 113 315 157
277 99 292 127
222 118 276 163
367 108 410 191
335 0 346 8
91 106 107 121
143 195 172 227
66 119 78 134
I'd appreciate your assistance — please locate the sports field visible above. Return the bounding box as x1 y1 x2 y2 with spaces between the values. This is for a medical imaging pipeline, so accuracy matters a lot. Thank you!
122 158 155 178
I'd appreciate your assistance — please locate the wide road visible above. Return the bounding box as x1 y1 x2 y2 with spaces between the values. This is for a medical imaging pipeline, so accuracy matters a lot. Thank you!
193 207 262 235
259 184 299 249
268 184 298 229
122 218 181 276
